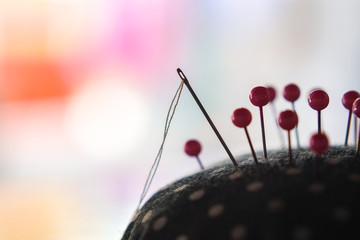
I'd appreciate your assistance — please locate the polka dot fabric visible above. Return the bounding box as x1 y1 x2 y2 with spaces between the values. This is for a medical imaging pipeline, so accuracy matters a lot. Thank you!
122 146 360 240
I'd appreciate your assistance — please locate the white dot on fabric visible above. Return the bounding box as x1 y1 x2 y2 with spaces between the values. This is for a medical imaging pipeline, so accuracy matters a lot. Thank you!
333 207 350 221
208 204 224 218
293 226 311 240
267 199 284 212
229 170 243 180
142 210 153 223
152 216 167 231
309 183 325 193
286 167 302 176
230 224 247 239
175 234 189 240
189 189 205 201
160 184 172 191
348 173 360 182
174 184 189 193
211 167 226 174
131 211 141 222
324 158 341 165
246 181 264 192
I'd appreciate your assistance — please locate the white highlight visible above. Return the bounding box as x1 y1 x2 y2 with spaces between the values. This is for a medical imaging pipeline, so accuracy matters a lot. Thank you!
65 80 149 160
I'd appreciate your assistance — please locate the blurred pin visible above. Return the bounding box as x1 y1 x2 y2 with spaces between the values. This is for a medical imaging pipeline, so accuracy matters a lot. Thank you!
177 68 238 168
249 86 270 160
278 110 298 164
352 98 360 157
355 116 358 147
342 91 360 146
308 89 329 134
283 83 301 148
267 86 286 149
232 108 258 164
184 139 204 170
309 132 329 156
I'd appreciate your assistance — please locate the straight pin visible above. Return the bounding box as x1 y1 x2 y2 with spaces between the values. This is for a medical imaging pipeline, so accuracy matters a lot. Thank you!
184 139 204 170
249 86 270 160
267 86 286 149
278 110 298 165
352 98 360 157
308 89 329 134
283 84 301 148
342 91 360 146
232 108 258 164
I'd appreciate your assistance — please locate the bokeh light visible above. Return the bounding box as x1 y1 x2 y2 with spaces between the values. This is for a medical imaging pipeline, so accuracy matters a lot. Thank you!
65 76 149 160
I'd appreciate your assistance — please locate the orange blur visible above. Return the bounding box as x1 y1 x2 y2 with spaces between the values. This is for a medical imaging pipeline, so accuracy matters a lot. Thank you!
0 61 70 101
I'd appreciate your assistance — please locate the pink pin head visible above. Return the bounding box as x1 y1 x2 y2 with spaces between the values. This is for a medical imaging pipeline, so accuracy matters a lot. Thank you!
342 91 360 110
309 133 329 155
278 110 298 131
267 86 276 102
283 83 300 103
232 108 252 128
353 97 360 118
184 140 201 157
249 86 270 107
308 89 329 111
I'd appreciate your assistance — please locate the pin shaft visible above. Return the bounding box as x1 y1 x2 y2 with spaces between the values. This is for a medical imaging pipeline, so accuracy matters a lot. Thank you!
259 106 268 159
291 102 300 148
244 127 258 164
318 110 321 134
344 110 352 146
177 68 238 168
288 130 293 165
355 116 358 146
271 103 285 149
357 122 360 158
196 156 205 170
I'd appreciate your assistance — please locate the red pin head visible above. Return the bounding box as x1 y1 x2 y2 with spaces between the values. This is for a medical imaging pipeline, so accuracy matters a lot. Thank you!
267 86 276 102
278 110 298 131
249 86 270 107
308 89 329 111
232 108 252 128
309 133 329 155
352 97 360 118
342 91 360 110
283 84 300 103
184 140 201 157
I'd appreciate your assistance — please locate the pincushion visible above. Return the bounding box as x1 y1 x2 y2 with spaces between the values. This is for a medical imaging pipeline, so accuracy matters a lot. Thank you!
122 146 360 240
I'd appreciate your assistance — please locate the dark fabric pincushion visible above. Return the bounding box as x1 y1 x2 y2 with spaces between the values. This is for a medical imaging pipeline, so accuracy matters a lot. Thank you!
122 146 360 240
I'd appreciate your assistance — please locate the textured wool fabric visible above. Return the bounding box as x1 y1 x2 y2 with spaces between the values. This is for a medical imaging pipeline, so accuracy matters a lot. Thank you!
122 146 360 240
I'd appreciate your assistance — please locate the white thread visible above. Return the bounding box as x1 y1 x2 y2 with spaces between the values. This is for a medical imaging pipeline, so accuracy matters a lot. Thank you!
137 81 184 210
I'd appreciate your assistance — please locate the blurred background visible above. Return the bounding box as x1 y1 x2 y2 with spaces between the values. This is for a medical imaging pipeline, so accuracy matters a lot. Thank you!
0 0 359 239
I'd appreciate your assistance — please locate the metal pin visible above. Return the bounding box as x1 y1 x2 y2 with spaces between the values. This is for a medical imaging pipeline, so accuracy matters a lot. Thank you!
177 68 238 168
